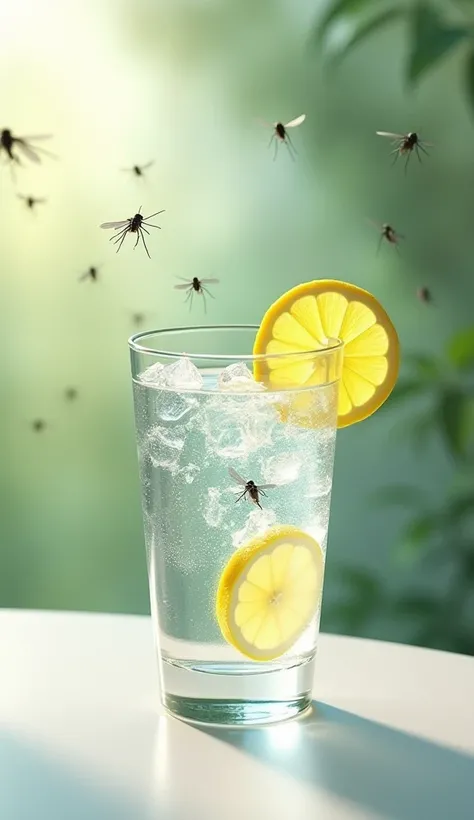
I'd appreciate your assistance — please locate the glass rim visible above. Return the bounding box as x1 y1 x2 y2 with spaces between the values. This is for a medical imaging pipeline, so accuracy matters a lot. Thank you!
128 324 343 362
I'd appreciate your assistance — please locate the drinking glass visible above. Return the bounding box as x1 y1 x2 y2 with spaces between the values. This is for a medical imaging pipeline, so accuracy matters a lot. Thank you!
129 326 342 725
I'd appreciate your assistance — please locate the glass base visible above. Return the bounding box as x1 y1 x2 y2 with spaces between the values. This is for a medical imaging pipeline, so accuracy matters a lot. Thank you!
164 693 312 726
160 652 315 726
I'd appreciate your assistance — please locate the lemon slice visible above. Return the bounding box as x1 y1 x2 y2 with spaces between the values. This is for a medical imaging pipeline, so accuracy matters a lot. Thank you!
253 280 399 428
216 526 324 661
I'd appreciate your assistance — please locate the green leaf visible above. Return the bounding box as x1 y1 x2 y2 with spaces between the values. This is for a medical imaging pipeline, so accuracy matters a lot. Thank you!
330 7 403 66
403 353 441 380
384 379 430 409
398 514 436 559
437 389 472 458
447 327 474 370
370 484 425 508
408 2 469 85
337 567 381 602
393 593 438 618
314 0 377 43
466 48 474 118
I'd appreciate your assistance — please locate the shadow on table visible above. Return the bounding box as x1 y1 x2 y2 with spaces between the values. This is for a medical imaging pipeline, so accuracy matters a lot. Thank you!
198 701 474 820
0 730 151 820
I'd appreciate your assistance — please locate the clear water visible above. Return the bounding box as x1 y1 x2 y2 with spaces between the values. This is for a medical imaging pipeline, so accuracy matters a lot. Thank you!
132 368 338 724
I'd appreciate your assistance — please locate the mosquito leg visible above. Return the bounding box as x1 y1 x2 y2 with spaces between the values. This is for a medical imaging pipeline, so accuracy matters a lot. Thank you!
142 222 161 229
376 234 383 256
139 230 151 258
141 226 151 235
202 291 207 314
259 489 267 497
286 133 298 156
284 140 296 162
110 227 130 245
391 150 400 167
202 286 215 299
234 490 247 503
273 139 279 162
114 230 129 254
418 143 430 156
268 133 276 149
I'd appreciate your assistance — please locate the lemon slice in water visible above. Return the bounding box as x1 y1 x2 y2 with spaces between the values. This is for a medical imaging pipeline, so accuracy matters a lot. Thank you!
216 526 324 661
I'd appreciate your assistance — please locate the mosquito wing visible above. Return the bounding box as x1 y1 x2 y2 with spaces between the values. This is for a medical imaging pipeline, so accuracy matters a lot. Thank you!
200 278 219 284
174 283 191 290
142 161 154 170
257 483 277 490
15 141 41 163
285 114 305 128
228 467 247 486
376 131 404 139
100 220 130 230
20 135 52 141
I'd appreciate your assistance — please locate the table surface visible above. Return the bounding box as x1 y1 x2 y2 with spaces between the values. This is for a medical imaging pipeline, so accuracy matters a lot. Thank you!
0 610 473 820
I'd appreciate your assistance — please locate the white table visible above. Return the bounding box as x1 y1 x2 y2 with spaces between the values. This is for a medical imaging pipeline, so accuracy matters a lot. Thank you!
0 610 473 820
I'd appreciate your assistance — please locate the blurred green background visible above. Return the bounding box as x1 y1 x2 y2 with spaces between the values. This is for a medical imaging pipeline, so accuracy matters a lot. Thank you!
1 0 474 653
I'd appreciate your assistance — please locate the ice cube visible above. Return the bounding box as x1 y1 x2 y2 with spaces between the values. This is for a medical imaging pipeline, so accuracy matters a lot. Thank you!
203 487 226 528
232 507 277 548
162 357 203 390
154 391 198 423
178 463 200 484
138 362 166 385
305 430 336 498
201 393 277 459
146 424 186 472
261 452 302 486
218 362 265 393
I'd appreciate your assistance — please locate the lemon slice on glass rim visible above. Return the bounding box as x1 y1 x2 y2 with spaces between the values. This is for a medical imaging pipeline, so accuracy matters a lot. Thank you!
253 279 400 428
216 526 324 661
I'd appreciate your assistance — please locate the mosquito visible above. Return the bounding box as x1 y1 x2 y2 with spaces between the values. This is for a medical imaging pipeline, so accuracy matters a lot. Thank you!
174 276 219 313
228 467 276 510
31 419 47 433
417 286 432 304
0 129 54 165
368 220 404 254
79 265 100 283
100 207 164 259
64 387 78 401
18 194 46 211
376 130 432 173
265 114 305 160
122 161 154 178
131 312 145 326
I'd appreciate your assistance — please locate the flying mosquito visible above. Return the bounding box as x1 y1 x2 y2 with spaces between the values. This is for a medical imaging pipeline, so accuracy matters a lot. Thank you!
368 220 404 254
31 419 47 433
131 312 146 326
18 194 46 211
0 129 54 165
64 387 78 401
79 265 100 283
100 207 164 259
122 161 154 178
229 467 276 511
417 286 432 305
376 130 432 172
265 114 305 160
174 276 219 312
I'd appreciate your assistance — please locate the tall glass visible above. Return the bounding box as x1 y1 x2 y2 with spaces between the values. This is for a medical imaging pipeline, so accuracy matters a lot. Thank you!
129 326 343 725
